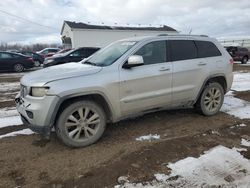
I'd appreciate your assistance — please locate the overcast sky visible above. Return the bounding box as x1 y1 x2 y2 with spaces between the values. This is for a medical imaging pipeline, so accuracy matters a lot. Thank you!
0 0 250 44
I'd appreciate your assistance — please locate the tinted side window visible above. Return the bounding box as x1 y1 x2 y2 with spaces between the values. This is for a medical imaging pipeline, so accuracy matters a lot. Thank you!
195 41 221 58
169 40 197 61
135 41 167 65
0 53 12 59
49 49 58 53
86 48 98 57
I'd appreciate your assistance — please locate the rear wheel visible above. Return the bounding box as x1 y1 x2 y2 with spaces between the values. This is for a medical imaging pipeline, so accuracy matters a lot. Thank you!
241 56 248 64
13 63 24 72
56 100 106 147
195 82 224 116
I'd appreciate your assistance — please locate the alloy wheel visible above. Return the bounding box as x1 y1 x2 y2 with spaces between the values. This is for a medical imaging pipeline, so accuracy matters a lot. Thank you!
204 87 222 112
65 107 101 142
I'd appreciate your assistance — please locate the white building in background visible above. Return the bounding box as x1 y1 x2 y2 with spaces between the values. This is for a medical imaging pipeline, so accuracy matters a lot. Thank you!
60 21 178 49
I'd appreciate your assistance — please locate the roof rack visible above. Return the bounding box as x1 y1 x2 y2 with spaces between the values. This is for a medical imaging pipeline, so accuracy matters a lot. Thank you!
157 34 208 37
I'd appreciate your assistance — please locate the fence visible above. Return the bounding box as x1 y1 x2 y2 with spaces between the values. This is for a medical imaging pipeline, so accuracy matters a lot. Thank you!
219 39 250 48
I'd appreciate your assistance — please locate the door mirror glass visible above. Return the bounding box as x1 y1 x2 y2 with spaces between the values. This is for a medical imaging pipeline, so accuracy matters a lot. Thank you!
123 55 144 68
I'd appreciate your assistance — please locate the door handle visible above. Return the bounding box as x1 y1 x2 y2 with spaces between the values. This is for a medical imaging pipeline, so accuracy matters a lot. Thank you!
159 67 170 71
198 62 207 66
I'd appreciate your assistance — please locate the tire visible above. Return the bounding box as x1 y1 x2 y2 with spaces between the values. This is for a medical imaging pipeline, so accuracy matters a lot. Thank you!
13 63 24 72
195 82 224 116
56 100 106 147
241 56 248 64
34 61 41 67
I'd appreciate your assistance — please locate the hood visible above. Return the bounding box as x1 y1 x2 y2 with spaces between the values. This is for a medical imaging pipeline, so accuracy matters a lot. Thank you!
21 62 102 86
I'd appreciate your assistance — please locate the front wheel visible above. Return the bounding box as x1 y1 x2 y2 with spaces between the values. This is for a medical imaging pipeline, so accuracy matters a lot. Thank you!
34 60 41 67
56 100 106 147
13 63 24 72
195 82 224 116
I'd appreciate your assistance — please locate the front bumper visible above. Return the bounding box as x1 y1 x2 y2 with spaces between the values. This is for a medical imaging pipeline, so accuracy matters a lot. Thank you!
15 93 60 135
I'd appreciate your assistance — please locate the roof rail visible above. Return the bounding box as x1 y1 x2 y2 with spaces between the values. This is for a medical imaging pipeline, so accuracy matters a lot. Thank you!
157 34 208 37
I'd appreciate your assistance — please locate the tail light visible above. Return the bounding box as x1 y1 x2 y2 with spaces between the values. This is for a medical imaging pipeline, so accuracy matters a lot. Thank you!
229 59 234 64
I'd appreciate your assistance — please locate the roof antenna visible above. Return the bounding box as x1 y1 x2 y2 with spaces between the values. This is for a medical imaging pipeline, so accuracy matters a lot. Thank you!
189 28 192 35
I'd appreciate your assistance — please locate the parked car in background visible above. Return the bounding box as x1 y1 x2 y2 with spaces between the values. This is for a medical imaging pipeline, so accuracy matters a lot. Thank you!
16 35 233 147
0 51 35 72
225 46 250 64
43 47 99 67
20 51 44 66
55 48 72 54
37 48 60 58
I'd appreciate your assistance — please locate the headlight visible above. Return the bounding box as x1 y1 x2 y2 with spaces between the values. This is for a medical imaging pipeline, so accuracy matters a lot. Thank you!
31 87 49 97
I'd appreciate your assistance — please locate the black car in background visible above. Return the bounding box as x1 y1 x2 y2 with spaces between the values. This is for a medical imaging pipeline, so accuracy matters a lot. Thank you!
43 47 100 67
0 51 35 72
20 51 44 67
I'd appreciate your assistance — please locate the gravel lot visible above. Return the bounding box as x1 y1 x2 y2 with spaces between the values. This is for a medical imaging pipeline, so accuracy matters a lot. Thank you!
0 63 249 188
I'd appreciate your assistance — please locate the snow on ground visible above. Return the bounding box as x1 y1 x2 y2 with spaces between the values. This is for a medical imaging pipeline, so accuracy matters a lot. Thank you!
0 82 20 92
0 129 33 139
221 93 250 119
241 138 250 147
136 134 160 141
0 116 22 128
232 72 250 91
0 107 18 117
116 146 250 188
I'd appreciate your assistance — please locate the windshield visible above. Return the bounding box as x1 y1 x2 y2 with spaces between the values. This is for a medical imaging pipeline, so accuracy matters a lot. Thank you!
82 41 137 66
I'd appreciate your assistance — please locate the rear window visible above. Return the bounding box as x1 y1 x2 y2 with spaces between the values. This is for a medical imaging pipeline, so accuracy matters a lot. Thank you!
195 41 221 58
169 40 197 61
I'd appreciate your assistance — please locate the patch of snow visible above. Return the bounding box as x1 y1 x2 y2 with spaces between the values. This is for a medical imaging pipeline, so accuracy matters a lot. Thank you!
0 128 34 139
230 123 247 129
232 147 247 152
241 139 250 147
0 107 18 117
116 146 250 188
0 116 22 128
211 130 220 135
231 72 250 91
136 134 160 141
154 174 169 182
0 82 20 92
221 93 250 119
237 123 247 127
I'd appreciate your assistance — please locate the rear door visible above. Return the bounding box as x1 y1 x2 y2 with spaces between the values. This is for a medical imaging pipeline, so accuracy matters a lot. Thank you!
170 40 209 105
119 40 173 115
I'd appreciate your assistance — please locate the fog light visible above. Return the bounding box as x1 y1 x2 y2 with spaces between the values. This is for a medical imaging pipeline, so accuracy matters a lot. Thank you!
26 110 34 119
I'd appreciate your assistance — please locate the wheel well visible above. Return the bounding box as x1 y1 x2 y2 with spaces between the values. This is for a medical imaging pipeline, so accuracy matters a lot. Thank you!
54 94 112 125
206 76 227 93
243 55 249 59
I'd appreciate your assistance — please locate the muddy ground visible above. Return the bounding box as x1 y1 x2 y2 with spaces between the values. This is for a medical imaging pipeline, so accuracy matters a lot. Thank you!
0 63 249 188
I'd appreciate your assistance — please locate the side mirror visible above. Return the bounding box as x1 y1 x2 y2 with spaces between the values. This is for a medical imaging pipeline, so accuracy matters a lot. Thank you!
123 55 144 69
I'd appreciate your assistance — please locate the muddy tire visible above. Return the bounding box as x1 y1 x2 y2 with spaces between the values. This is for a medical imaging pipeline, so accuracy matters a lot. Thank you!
195 82 224 116
13 63 24 72
241 56 248 64
56 100 106 148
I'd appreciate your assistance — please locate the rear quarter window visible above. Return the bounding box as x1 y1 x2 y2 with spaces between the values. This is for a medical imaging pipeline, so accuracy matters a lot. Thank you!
169 40 197 61
195 41 221 58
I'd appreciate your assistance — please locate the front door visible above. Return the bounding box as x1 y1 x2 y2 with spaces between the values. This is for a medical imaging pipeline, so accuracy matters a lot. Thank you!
119 40 172 116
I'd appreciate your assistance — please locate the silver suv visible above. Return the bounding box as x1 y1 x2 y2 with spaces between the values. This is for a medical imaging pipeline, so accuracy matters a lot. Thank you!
15 35 234 147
